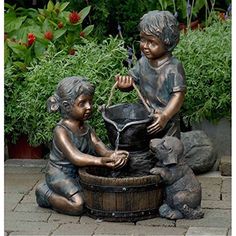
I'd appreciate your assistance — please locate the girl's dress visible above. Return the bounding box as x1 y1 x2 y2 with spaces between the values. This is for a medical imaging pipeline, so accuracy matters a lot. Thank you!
36 121 97 207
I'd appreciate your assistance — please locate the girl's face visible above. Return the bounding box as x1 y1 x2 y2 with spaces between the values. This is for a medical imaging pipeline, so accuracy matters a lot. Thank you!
140 31 167 60
69 94 93 121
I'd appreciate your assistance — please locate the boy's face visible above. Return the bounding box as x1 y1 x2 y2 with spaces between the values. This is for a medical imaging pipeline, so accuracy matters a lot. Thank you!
140 31 167 60
69 94 93 121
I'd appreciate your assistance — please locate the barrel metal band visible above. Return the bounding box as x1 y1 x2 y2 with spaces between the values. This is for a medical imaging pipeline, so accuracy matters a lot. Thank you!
86 205 159 220
80 180 160 193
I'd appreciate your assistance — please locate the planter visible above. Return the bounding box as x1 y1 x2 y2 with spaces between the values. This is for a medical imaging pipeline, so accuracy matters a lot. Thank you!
7 135 43 159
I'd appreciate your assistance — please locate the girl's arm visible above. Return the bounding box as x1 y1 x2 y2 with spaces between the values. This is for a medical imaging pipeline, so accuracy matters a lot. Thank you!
90 129 113 157
90 129 129 168
54 126 112 167
54 126 128 169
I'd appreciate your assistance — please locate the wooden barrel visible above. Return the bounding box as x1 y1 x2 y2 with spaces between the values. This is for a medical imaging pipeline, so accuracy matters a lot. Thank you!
79 168 163 222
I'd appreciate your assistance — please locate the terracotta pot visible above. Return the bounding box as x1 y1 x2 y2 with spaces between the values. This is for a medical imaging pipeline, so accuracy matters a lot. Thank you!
190 19 200 30
7 135 43 159
179 20 201 32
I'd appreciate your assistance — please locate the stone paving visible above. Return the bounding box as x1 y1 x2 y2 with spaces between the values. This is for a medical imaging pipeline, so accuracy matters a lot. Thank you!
4 159 232 236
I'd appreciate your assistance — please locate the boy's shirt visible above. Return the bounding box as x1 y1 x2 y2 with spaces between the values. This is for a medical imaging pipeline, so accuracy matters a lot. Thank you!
129 55 186 112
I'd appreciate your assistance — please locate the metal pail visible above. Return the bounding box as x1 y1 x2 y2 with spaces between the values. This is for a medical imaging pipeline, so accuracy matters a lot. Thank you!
102 103 152 151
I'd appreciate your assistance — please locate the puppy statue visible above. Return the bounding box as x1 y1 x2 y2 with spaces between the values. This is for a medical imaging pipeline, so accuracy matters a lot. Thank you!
150 136 204 220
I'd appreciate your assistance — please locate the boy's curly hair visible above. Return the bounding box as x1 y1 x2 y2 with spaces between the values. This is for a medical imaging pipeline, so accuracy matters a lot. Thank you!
139 10 180 52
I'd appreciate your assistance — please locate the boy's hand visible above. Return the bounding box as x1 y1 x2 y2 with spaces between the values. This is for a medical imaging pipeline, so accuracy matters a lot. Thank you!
115 75 133 91
147 111 169 135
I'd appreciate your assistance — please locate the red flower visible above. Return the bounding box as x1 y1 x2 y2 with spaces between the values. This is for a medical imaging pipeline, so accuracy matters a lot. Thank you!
27 33 36 46
80 31 85 38
58 21 64 29
69 11 81 24
44 31 53 40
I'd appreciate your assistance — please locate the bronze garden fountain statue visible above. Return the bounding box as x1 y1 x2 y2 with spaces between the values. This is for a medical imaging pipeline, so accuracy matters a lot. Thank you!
35 10 204 221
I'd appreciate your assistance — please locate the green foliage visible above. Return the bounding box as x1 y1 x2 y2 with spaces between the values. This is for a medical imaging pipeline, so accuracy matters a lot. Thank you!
174 18 231 124
58 0 230 47
5 37 136 145
4 1 94 70
4 0 231 148
4 66 26 143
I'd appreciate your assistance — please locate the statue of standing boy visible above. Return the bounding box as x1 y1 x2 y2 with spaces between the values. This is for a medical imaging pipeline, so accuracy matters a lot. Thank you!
35 76 129 216
116 10 186 139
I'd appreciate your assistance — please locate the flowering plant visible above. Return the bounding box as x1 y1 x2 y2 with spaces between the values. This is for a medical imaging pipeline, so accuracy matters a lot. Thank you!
5 38 132 145
4 1 94 70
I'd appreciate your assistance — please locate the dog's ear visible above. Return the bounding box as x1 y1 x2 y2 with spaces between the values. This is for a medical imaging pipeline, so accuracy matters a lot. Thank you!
162 136 184 165
163 151 178 165
149 138 163 151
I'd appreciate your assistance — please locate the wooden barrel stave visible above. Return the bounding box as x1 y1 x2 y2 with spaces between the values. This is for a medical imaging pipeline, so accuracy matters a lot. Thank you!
79 168 163 222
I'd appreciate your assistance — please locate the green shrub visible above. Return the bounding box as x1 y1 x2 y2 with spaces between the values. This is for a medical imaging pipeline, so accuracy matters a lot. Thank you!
4 1 93 70
5 66 26 143
174 18 231 124
59 0 231 46
7 37 136 145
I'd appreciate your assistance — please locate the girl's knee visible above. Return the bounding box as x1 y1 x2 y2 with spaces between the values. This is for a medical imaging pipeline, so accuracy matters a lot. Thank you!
69 193 84 214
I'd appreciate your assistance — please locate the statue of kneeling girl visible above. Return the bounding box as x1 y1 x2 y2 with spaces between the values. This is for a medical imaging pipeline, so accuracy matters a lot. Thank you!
35 76 129 216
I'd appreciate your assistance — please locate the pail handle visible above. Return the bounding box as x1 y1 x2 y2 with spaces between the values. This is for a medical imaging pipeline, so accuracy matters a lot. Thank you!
106 81 153 114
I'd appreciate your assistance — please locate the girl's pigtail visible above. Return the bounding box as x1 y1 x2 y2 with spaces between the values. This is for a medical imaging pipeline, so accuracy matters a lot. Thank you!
47 94 60 113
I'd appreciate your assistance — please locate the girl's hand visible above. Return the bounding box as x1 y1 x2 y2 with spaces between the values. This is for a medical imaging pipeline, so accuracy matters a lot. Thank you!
101 150 129 169
147 111 169 135
115 75 133 90
111 150 129 169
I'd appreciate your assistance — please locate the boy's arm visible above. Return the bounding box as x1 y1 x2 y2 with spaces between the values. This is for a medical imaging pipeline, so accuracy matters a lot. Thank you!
115 75 134 92
162 91 185 122
148 91 185 134
115 59 141 92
